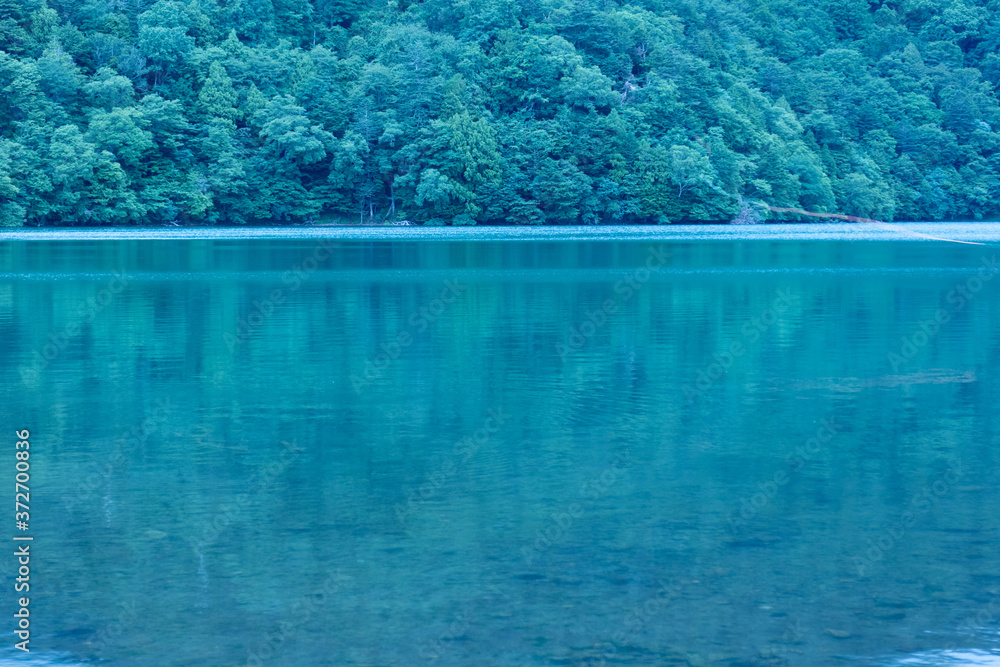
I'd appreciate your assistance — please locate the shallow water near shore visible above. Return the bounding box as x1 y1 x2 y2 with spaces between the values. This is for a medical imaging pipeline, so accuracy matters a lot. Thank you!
2 225 999 666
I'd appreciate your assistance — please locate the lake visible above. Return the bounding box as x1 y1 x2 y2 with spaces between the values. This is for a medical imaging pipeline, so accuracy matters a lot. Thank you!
2 224 999 666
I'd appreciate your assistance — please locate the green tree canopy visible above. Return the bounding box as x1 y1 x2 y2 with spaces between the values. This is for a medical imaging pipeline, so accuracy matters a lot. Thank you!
3 0 1000 225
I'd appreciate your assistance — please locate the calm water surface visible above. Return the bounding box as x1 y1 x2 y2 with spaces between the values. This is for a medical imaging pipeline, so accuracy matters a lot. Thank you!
1 225 999 666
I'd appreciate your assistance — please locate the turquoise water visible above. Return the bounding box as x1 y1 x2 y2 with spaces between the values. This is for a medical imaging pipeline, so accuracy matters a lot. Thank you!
2 225 1000 666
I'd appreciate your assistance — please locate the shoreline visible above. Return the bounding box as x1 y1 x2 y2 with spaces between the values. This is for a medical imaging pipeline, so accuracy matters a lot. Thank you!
2 222 1000 242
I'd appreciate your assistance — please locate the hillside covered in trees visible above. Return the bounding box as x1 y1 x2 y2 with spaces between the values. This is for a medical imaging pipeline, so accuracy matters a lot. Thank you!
2 0 1000 226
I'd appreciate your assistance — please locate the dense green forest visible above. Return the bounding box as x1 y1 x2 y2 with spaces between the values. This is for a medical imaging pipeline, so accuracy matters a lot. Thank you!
1 0 1000 225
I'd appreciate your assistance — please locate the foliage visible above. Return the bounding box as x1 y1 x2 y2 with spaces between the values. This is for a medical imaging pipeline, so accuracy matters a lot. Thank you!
3 0 1000 225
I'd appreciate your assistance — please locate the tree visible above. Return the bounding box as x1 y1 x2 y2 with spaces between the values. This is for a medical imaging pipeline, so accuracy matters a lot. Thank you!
87 107 154 168
447 111 502 214
138 0 196 85
839 171 895 219
198 61 239 124
83 68 135 110
669 145 715 198
0 140 24 226
256 96 333 172
46 125 144 224
36 41 83 106
0 0 29 55
327 129 372 219
0 52 45 127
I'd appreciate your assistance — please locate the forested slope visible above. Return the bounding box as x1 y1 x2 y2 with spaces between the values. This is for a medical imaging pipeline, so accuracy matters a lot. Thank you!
2 0 1000 225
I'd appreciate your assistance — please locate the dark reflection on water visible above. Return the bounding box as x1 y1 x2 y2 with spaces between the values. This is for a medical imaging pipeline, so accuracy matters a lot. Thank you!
1 236 999 666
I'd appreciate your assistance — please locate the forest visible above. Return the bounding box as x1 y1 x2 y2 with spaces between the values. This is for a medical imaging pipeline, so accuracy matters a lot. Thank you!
1 0 1000 226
